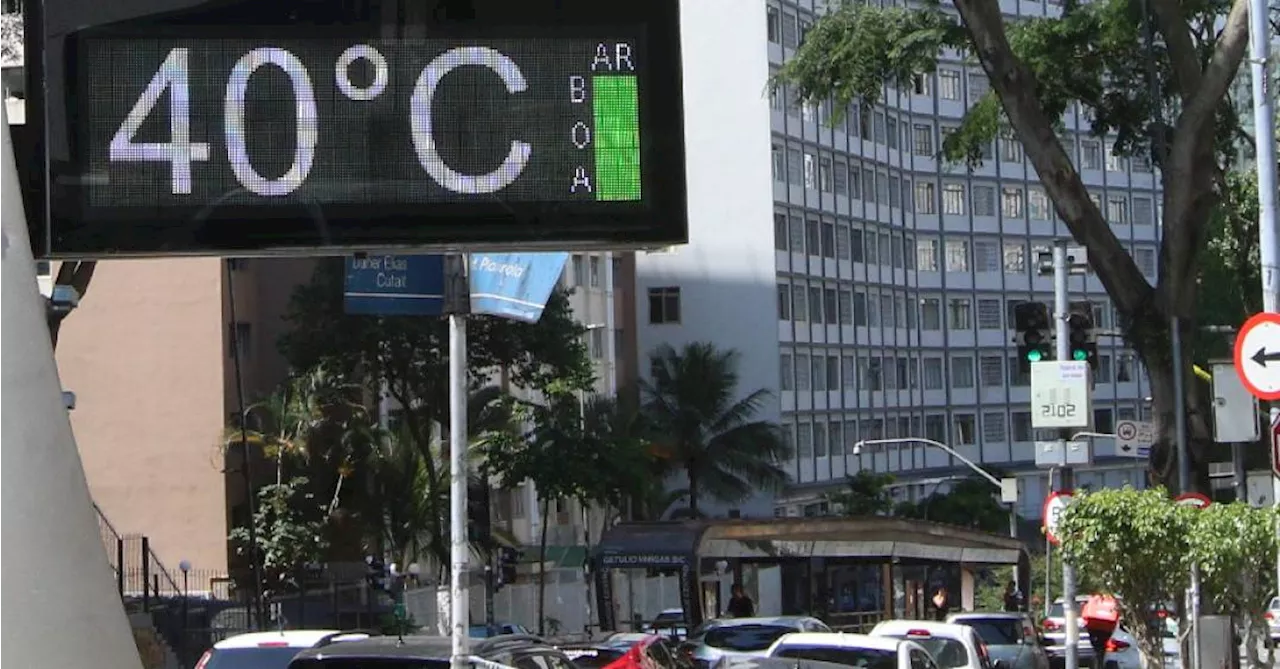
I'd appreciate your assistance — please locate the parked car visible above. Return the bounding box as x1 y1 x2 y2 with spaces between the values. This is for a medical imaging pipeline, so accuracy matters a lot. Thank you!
601 632 696 669
766 631 932 669
1041 597 1096 668
869 619 995 669
470 622 533 638
715 656 871 669
288 633 573 669
678 616 830 669
643 609 690 640
1266 596 1280 642
194 630 369 669
946 612 1051 669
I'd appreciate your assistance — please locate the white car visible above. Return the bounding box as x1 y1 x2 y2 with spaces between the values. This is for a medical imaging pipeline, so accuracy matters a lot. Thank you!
1267 596 1280 642
194 629 369 669
766 631 934 669
869 620 995 669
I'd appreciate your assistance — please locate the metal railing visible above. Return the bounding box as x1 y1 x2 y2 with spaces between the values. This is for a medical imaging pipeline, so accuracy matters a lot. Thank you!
92 503 184 609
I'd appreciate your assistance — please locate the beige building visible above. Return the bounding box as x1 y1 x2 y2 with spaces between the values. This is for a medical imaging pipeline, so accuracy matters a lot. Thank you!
53 253 635 587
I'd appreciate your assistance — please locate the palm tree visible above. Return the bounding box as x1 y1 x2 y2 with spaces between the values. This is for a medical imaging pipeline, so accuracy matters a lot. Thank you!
640 342 794 515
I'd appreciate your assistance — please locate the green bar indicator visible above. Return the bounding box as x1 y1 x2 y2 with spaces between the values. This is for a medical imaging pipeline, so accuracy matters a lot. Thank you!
592 75 642 201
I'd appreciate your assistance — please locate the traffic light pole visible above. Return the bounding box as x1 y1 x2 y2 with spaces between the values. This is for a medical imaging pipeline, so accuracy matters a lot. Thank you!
446 256 470 669
1053 241 1080 669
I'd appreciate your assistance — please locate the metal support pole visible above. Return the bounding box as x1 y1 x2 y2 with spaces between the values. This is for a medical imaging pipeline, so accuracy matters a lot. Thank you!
1247 0 1280 617
1173 317 1201 669
448 254 470 669
1054 241 1080 669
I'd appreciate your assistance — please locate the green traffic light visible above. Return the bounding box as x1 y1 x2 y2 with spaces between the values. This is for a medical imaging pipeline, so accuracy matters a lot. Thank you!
1073 349 1088 361
1027 350 1043 362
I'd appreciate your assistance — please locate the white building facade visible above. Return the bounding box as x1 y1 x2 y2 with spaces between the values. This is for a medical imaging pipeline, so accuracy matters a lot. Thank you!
635 0 1161 523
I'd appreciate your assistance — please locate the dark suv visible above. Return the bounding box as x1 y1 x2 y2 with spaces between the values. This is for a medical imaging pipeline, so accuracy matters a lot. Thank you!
289 634 578 669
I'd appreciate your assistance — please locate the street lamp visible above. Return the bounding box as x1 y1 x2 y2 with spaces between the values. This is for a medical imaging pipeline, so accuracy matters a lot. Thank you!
178 559 191 665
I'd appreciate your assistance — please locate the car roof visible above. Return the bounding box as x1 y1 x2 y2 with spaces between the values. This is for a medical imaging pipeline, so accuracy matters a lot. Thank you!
720 657 868 669
704 616 818 628
771 632 901 652
214 630 357 649
947 612 1029 621
292 634 554 662
871 620 975 641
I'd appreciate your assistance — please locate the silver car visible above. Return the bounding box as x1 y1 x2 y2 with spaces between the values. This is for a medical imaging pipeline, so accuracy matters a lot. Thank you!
679 616 831 669
947 612 1051 669
1267 596 1280 642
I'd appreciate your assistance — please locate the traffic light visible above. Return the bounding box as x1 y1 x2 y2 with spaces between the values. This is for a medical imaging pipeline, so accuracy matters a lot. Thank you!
1067 301 1098 371
1013 301 1053 371
497 547 522 587
467 480 492 547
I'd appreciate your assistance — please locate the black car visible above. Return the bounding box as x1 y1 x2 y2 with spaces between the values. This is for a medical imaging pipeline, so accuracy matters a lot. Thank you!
289 633 577 669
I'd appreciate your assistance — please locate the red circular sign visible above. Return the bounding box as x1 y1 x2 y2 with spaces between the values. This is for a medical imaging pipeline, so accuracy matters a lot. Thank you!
1043 490 1074 546
1234 312 1280 400
1175 492 1212 509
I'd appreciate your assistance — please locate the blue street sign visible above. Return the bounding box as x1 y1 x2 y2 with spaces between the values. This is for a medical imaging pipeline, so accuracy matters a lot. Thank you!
344 254 445 316
469 253 570 324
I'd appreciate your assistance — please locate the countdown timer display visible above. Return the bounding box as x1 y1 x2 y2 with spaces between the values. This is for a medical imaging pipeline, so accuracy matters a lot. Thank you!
37 1 687 257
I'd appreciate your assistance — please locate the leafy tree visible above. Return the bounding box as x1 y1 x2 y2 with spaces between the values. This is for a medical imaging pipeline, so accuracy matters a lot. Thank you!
641 342 793 514
895 477 1013 533
826 471 897 516
1188 502 1278 665
773 0 1256 493
581 394 658 524
1056 487 1193 661
1196 170 1261 362
229 477 329 599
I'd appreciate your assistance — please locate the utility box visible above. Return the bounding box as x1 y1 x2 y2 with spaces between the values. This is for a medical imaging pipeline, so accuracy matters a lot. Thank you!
1197 615 1235 669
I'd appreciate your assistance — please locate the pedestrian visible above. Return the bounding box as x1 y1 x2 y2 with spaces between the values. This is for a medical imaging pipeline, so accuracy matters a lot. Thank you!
726 584 755 618
1003 581 1024 612
931 587 950 621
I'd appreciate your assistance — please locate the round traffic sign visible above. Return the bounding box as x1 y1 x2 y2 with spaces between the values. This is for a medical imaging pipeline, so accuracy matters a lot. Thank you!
1116 422 1138 441
1235 312 1280 400
1175 492 1211 509
1043 490 1075 546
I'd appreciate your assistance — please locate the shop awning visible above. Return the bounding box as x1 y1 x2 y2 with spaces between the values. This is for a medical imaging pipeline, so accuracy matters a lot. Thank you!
591 520 708 568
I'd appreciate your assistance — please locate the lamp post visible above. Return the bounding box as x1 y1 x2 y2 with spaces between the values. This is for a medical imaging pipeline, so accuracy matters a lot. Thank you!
579 322 606 639
178 560 191 666
853 438 1023 589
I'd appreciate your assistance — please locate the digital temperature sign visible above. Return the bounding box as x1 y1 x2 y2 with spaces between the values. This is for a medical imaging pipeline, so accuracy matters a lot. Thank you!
34 0 686 257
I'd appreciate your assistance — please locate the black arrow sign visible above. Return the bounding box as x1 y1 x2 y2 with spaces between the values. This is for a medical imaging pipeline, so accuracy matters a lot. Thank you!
1252 348 1280 367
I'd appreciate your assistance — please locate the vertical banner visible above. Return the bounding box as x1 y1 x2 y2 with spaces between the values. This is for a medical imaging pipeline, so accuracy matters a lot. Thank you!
343 254 445 316
469 252 570 324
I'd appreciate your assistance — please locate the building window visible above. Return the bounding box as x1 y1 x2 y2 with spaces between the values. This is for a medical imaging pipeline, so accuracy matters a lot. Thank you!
773 213 788 251
780 354 794 391
1135 247 1156 277
819 156 833 192
842 356 857 390
838 289 853 325
999 131 1023 163
787 147 802 185
823 287 838 323
912 72 931 96
952 356 976 388
590 329 605 358
1001 187 1024 218
228 322 252 359
789 214 805 252
772 144 785 182
886 117 899 150
850 228 865 263
977 299 1002 329
1107 196 1129 224
1081 139 1102 170
954 414 977 445
968 72 989 99
1097 355 1113 383
1029 188 1051 220
917 237 940 272
572 255 586 286
805 218 821 256
1003 242 1026 274
938 69 961 100
920 298 942 330
942 183 965 215
1105 143 1125 172
1117 354 1136 382
979 355 1004 387
948 298 972 330
1094 409 1114 434
777 283 791 320
803 152 816 188
806 286 822 323
912 181 936 214
647 287 681 324
853 291 868 326
1132 153 1152 172
945 239 970 272
923 357 945 390
589 256 601 287
812 355 827 391
826 355 840 390
1133 197 1154 225
833 161 848 196
974 240 999 273
821 222 836 258
796 353 811 390
814 423 829 457
982 412 1007 443
913 124 934 156
797 423 813 458
972 185 996 216
767 6 781 43
925 414 947 443
1011 412 1033 441
1008 357 1031 386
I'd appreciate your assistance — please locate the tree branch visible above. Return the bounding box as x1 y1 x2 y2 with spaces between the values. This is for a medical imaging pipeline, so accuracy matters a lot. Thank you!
953 0 1152 313
1148 0 1204 97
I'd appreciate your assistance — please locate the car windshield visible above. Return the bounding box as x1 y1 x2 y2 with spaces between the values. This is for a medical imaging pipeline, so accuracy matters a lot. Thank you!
1047 600 1081 619
772 645 897 669
703 625 795 652
881 637 968 669
1270 597 1280 611
206 647 307 669
561 647 627 669
960 619 1021 645
655 612 685 624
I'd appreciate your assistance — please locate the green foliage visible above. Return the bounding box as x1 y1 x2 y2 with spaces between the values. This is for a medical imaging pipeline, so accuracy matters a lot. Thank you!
1188 502 1277 633
641 342 794 513
894 477 1012 534
1056 487 1193 659
1196 171 1261 359
229 477 329 598
826 471 897 516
